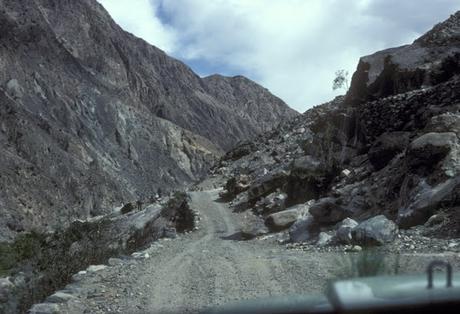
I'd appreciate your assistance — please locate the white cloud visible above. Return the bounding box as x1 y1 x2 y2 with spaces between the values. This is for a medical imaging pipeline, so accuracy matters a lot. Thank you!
97 0 177 53
98 0 460 112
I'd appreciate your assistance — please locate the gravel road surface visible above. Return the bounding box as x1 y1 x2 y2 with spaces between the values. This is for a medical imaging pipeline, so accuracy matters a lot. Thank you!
56 190 460 314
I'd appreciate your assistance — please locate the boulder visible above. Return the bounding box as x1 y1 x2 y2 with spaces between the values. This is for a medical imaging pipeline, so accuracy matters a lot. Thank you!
352 215 398 246
346 245 363 252
247 170 288 202
398 177 460 228
424 214 445 227
289 213 319 243
265 206 305 231
253 191 287 215
230 191 249 212
223 174 250 198
0 277 14 303
6 79 24 99
240 217 269 238
309 197 352 224
290 156 324 179
46 292 75 303
336 218 359 244
406 132 457 170
163 227 177 239
424 113 460 137
316 232 333 247
87 265 107 272
29 303 60 314
368 132 410 170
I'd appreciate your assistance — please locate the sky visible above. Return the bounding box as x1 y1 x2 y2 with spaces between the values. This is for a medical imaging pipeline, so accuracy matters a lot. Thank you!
97 0 460 112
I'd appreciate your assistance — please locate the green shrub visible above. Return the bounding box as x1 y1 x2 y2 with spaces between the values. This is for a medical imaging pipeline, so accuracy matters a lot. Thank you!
13 231 45 261
0 231 45 276
0 242 17 276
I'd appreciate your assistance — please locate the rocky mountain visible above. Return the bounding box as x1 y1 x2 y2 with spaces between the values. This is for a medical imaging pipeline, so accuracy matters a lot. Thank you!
0 0 297 240
213 11 460 247
347 11 460 106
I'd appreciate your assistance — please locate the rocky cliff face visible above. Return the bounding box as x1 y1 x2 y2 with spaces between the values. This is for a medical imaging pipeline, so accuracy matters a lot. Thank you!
214 11 460 247
347 11 460 106
0 0 297 240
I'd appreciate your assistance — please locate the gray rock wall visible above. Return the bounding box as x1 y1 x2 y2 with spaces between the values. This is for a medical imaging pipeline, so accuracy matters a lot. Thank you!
0 0 297 239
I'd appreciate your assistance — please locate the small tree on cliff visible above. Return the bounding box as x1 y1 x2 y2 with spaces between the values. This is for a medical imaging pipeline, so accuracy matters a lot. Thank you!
332 69 349 91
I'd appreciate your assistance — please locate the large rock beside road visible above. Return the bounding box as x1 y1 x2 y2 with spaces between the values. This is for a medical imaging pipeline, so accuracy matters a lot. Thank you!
288 214 319 243
265 205 306 231
352 215 398 246
425 113 460 136
248 170 289 202
368 132 410 170
254 191 287 215
29 303 60 314
398 177 460 227
336 218 359 244
316 232 333 247
309 197 352 224
406 132 457 170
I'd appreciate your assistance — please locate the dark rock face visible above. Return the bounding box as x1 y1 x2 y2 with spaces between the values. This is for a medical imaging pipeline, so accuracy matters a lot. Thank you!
0 0 296 239
309 197 351 224
346 11 460 107
406 132 456 172
214 11 460 243
368 132 410 170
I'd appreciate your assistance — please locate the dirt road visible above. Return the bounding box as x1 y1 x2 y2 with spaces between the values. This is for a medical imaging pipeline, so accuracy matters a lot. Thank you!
57 189 460 314
59 190 333 313
137 190 334 313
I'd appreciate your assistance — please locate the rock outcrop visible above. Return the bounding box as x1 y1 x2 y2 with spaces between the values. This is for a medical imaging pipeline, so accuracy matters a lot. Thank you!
214 11 460 246
346 11 460 106
0 0 297 240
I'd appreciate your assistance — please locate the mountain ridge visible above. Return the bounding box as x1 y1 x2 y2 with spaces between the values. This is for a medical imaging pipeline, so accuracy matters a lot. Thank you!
0 0 296 240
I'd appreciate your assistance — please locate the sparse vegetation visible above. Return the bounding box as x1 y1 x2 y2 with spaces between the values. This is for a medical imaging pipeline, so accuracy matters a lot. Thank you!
162 191 195 233
0 231 45 276
332 69 349 91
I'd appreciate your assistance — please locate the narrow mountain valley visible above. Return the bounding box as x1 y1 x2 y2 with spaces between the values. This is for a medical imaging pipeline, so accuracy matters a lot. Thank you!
1 1 460 313
0 0 296 241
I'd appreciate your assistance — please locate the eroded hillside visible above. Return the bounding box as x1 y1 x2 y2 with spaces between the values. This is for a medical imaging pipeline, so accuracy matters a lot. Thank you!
0 0 297 240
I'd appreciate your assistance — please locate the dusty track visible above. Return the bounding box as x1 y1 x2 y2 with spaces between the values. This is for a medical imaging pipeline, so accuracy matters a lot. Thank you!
127 190 331 313
60 190 332 313
58 190 460 314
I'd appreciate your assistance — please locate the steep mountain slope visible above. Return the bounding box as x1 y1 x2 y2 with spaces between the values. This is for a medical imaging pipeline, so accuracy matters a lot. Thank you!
215 11 460 246
0 0 297 240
